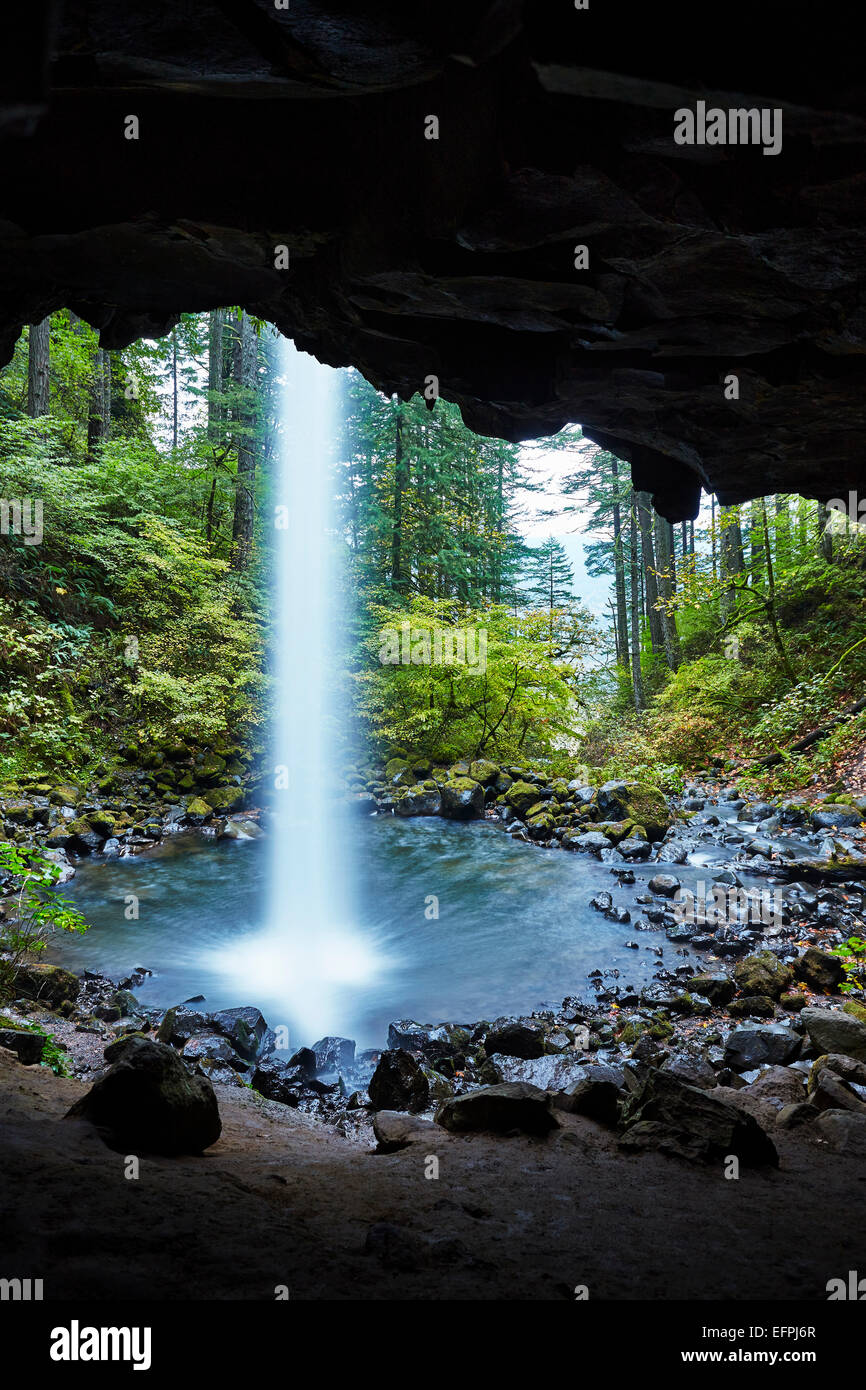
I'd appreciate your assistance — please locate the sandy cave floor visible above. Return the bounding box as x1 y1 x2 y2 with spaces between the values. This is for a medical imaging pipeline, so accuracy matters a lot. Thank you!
0 1048 863 1302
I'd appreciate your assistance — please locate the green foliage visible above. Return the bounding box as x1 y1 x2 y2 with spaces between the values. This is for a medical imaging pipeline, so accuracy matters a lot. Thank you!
0 842 88 1000
354 596 592 762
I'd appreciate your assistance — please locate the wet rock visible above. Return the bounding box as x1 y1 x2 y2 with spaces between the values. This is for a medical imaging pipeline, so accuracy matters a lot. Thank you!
661 1051 718 1090
483 1019 546 1060
649 873 681 897
436 1082 559 1136
554 1074 623 1124
311 1036 355 1072
372 1110 438 1153
686 973 734 1006
368 1049 430 1113
210 1006 268 1060
67 1036 221 1155
794 946 846 994
618 837 653 860
732 951 794 1000
801 1007 866 1062
486 1052 587 1091
619 1068 778 1166
251 1057 306 1106
182 1033 245 1070
724 1023 801 1071
728 995 777 1019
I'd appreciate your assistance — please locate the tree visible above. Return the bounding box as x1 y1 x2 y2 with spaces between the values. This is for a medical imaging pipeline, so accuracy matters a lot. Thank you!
26 318 50 417
229 310 257 571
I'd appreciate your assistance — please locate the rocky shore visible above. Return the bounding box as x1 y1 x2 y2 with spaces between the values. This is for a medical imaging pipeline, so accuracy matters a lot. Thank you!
2 750 866 1169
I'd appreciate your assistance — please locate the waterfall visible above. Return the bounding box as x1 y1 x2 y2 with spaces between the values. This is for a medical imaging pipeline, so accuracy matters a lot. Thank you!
213 337 381 1047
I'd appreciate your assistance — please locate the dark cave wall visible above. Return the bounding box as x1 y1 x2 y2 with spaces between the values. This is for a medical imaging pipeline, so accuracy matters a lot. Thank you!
1 0 865 519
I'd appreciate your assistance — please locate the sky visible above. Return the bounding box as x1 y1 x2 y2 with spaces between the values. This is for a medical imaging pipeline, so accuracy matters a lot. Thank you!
515 437 613 617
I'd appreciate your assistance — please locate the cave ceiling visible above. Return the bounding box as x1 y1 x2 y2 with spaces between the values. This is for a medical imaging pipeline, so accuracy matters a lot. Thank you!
1 2 864 519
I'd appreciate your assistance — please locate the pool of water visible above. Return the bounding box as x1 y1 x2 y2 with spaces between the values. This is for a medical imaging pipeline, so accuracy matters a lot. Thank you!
52 816 730 1050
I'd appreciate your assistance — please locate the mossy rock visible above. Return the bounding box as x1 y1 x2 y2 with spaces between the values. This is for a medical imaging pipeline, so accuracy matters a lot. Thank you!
194 752 226 781
622 784 672 841
843 1000 866 1025
202 786 243 812
185 796 212 817
50 784 81 806
595 818 635 845
14 962 80 1008
177 772 195 792
505 780 541 817
384 757 410 779
469 759 500 787
88 810 117 836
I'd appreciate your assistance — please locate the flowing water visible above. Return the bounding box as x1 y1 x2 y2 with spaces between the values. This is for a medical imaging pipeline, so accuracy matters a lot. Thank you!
52 814 737 1050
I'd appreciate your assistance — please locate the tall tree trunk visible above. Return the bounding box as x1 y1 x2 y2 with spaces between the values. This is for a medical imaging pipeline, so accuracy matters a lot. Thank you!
610 456 629 667
719 503 745 622
636 490 664 655
818 502 834 562
760 497 796 681
102 352 111 443
629 492 643 710
230 310 257 571
653 511 681 671
207 308 224 447
27 317 50 417
171 328 179 449
710 493 717 580
87 347 109 457
390 403 408 593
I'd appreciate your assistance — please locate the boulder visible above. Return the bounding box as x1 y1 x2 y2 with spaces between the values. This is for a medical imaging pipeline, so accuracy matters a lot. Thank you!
436 1082 559 1135
554 1074 623 1124
395 786 441 816
210 1006 268 1060
67 1036 221 1155
372 1110 438 1153
483 1019 546 1060
311 1035 355 1072
0 1028 46 1065
202 786 244 812
468 759 500 787
486 1053 588 1091
251 1056 307 1105
505 780 540 817
814 1111 866 1154
686 973 734 1006
724 1023 801 1071
733 951 794 1000
801 1007 866 1062
14 962 80 1007
439 777 484 819
649 873 681 898
597 781 672 841
794 947 846 994
619 1068 778 1166
368 1049 430 1113
618 837 653 860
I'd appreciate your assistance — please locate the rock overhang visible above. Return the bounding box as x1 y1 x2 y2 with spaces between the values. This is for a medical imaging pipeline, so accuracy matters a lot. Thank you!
1 0 864 520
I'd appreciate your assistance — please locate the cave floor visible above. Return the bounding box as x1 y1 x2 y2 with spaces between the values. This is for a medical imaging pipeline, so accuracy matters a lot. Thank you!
0 1047 859 1302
